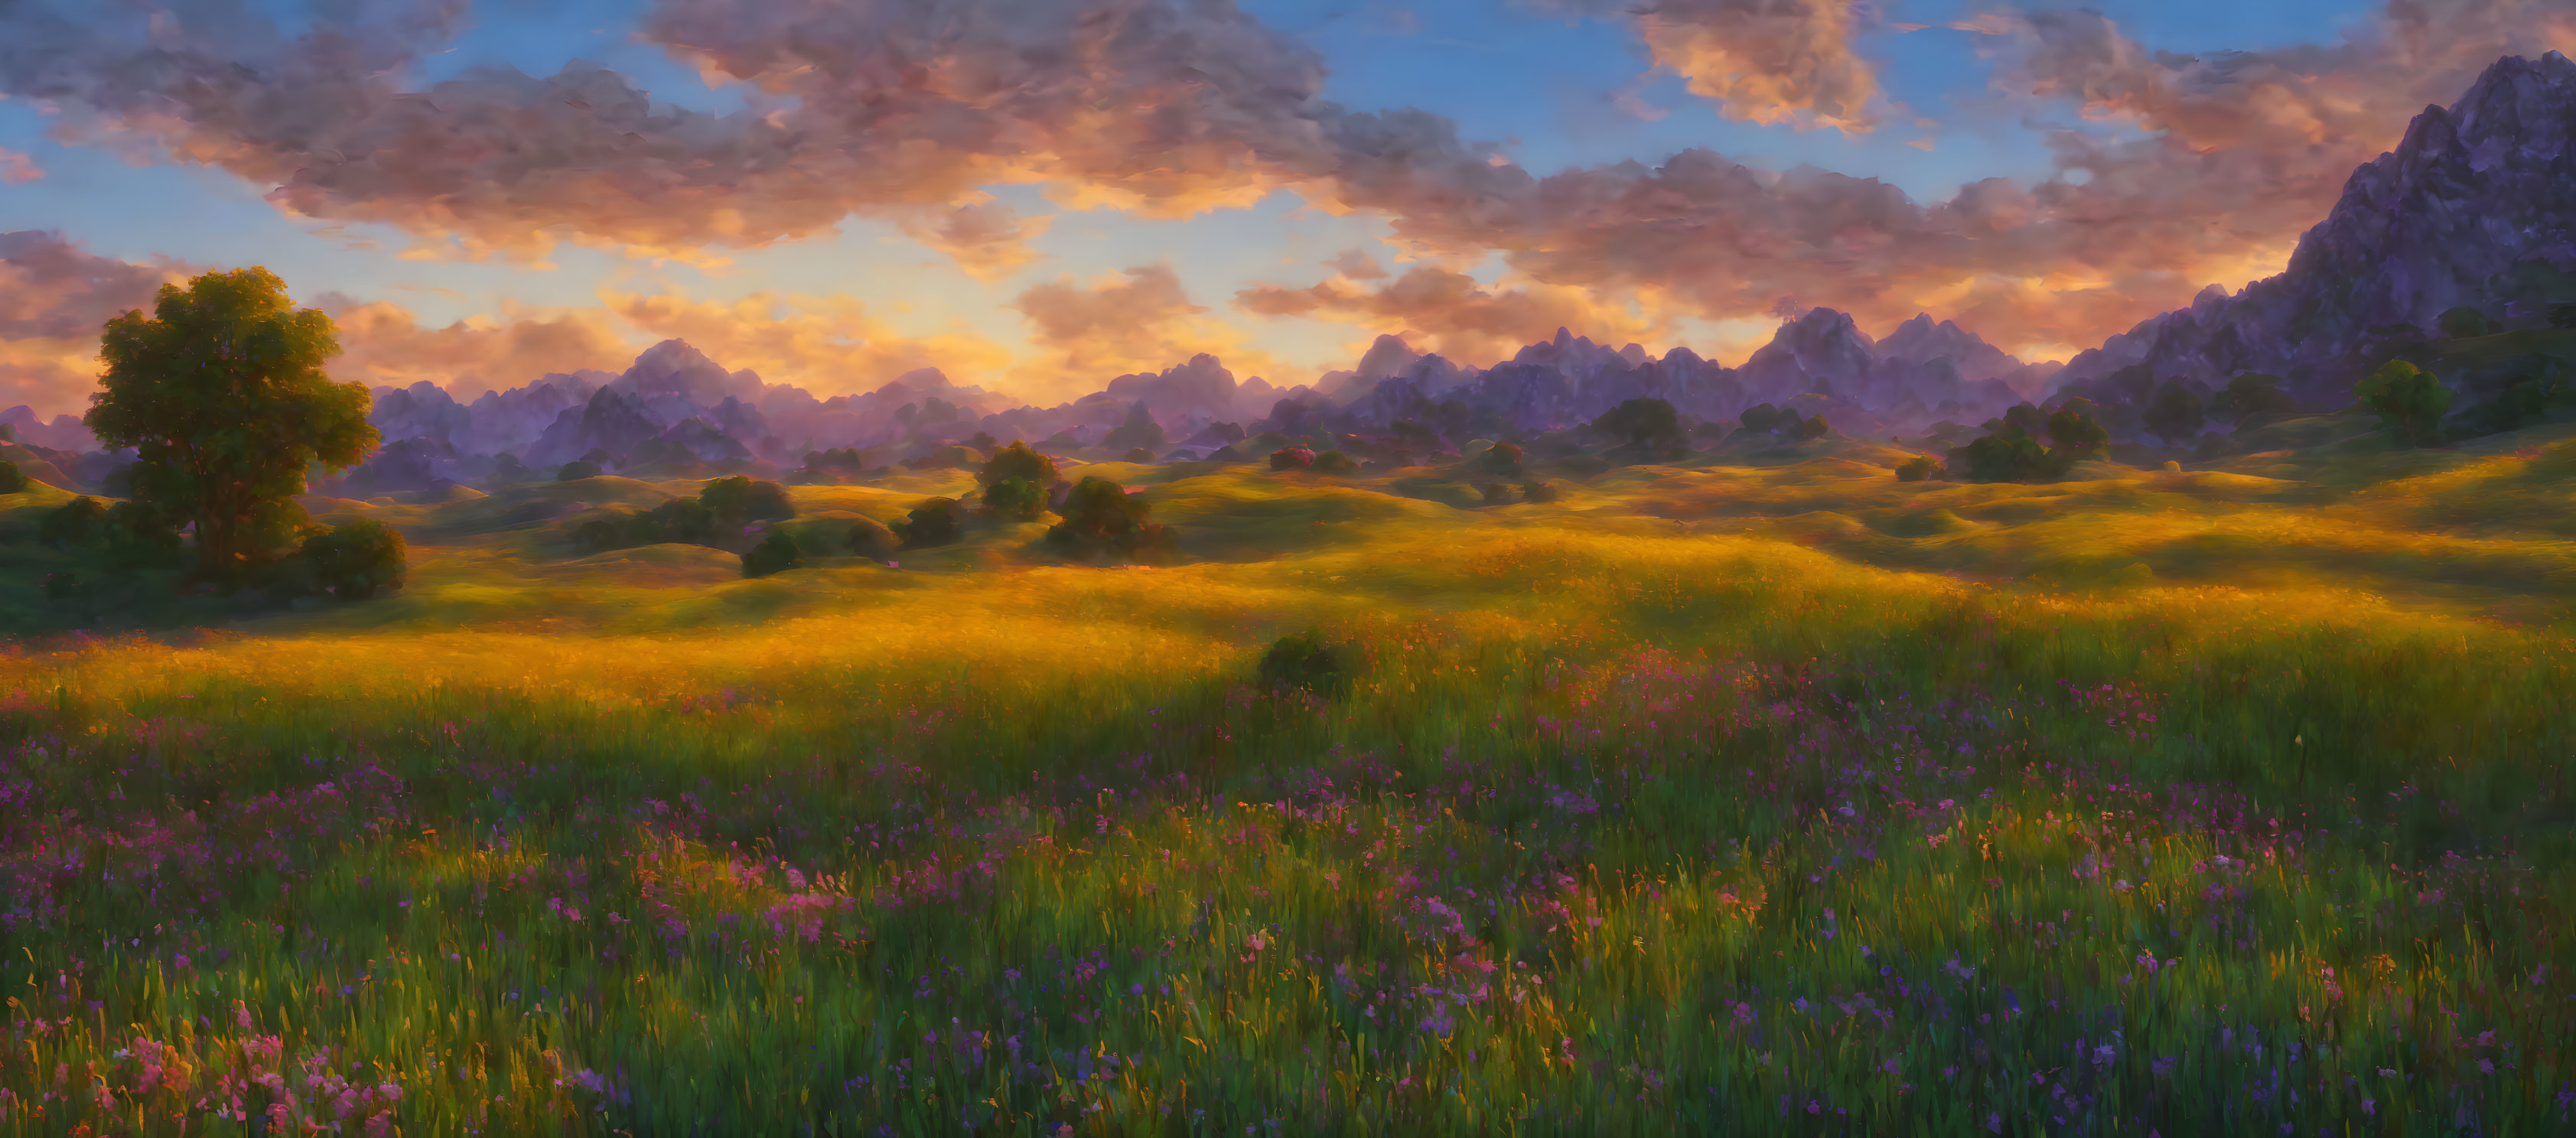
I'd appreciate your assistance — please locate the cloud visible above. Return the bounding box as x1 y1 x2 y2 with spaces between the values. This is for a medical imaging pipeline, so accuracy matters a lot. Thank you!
1324 248 1389 281
1633 0 1883 132
0 148 41 185
1011 263 1281 396
0 229 191 413
603 288 1014 398
8 0 2571 364
1235 265 1669 366
318 299 636 401
895 203 1056 281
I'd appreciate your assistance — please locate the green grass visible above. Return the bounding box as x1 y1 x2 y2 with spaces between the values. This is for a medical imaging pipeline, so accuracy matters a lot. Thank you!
1 430 2573 1135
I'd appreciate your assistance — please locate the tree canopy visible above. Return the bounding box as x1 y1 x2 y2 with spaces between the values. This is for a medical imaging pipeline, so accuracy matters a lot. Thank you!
84 268 376 581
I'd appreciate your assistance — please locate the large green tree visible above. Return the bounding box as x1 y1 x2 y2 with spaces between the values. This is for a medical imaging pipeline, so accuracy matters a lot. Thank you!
84 268 376 581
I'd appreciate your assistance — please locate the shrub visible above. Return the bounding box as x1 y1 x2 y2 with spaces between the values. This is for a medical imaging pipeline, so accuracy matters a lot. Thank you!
1519 480 1558 502
40 496 109 548
2141 380 2206 445
1311 450 1360 475
557 460 602 481
1259 630 1354 697
741 532 803 578
1737 403 1786 435
1478 441 1524 476
979 441 1059 487
2045 408 2109 457
700 476 794 524
2355 360 2452 447
1270 447 1315 470
0 459 22 493
1951 431 2050 483
2438 306 2494 339
1479 482 1516 506
894 497 964 548
300 519 408 600
485 454 532 486
102 499 184 570
573 517 629 554
1594 398 1688 460
982 476 1047 521
1896 456 1938 481
846 515 898 559
633 499 718 546
1046 477 1172 561
1796 415 1831 441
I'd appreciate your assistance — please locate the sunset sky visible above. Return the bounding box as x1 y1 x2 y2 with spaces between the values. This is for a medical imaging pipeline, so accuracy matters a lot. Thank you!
4 0 2571 415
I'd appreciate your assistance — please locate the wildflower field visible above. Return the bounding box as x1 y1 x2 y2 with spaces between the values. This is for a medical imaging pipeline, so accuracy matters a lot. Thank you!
2 424 2574 1136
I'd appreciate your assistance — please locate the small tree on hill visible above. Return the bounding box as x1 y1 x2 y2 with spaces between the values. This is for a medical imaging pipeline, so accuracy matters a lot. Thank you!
1796 415 1831 441
741 532 803 578
980 441 1059 487
1737 403 1786 435
85 268 376 583
557 460 602 481
1895 456 1938 481
40 496 109 548
700 476 794 524
300 519 408 600
2141 380 2206 446
2438 307 2494 339
847 515 898 559
1047 478 1172 561
1478 441 1524 476
2046 407 2108 457
1312 450 1360 475
2212 374 2298 424
982 476 1047 520
1594 398 1685 457
1271 446 1315 470
2355 360 2452 447
894 498 965 547
0 459 23 494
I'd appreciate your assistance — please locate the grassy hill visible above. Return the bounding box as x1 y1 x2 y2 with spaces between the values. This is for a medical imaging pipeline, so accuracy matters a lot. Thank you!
0 426 2570 1134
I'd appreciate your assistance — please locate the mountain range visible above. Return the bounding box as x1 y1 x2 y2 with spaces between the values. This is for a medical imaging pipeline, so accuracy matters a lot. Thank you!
7 53 2572 492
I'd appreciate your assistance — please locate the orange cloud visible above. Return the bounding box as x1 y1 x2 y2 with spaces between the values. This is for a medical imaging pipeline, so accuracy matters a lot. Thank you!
319 300 636 401
894 203 1056 281
0 148 41 185
1011 264 1284 398
0 230 191 413
602 288 1014 398
1635 0 1883 132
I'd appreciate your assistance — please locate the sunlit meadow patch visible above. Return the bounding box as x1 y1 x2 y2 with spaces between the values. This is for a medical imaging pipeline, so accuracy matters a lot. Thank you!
2 455 2572 1134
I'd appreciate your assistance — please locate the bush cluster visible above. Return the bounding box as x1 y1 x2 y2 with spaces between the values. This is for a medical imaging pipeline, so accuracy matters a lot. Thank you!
1045 477 1172 561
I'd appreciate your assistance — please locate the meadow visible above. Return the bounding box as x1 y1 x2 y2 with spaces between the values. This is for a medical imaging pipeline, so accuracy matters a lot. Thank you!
2 415 2572 1136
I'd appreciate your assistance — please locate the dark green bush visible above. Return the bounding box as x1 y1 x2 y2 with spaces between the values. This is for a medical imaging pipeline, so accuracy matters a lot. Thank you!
1259 630 1355 697
1045 477 1172 561
1796 415 1831 441
979 441 1058 487
847 515 898 559
1519 480 1558 503
573 517 629 554
1478 441 1524 476
741 532 803 578
982 476 1047 521
1895 457 1938 482
1311 450 1360 475
2142 380 2206 445
1737 403 1786 435
40 496 108 548
0 460 23 494
1270 447 1314 470
894 498 965 548
102 499 184 570
2356 361 2452 447
634 499 718 545
700 476 794 524
300 519 408 600
2438 306 2495 339
557 460 602 481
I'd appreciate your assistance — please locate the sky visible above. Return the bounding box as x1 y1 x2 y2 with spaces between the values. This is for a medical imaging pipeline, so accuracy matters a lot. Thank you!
2 0 2570 416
